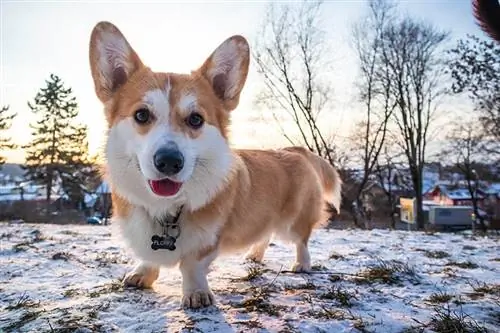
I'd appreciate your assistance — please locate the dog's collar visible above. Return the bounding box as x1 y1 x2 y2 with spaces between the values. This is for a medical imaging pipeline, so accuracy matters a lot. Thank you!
154 205 184 228
151 205 184 251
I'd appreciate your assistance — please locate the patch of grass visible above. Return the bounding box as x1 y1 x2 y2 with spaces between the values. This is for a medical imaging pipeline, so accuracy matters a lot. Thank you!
423 250 450 259
306 307 349 320
319 286 356 307
31 229 45 243
59 230 80 236
1 232 13 239
237 264 266 282
52 252 71 261
87 280 124 298
489 257 500 262
354 259 419 285
446 261 479 269
52 313 105 332
329 252 345 260
240 297 285 316
87 301 110 319
237 269 286 317
239 291 286 316
304 294 367 330
5 293 40 310
467 280 500 296
329 274 343 283
426 305 488 333
3 309 44 331
311 264 327 271
426 291 453 304
232 320 264 329
12 241 36 253
62 288 81 298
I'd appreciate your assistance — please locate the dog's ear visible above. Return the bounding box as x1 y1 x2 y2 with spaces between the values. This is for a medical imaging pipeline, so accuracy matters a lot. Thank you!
197 35 250 111
89 21 144 103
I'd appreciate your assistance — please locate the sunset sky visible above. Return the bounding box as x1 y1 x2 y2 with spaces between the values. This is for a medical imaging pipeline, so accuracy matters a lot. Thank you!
1 0 486 164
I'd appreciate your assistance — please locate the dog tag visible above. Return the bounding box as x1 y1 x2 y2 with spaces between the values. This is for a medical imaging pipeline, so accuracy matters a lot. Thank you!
151 234 176 251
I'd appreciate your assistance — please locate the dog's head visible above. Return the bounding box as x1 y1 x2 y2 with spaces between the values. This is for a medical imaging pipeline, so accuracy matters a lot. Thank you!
89 22 249 211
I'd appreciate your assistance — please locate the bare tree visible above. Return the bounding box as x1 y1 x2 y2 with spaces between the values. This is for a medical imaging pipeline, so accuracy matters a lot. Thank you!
374 143 409 229
253 0 338 166
348 0 397 228
440 120 488 231
371 13 449 230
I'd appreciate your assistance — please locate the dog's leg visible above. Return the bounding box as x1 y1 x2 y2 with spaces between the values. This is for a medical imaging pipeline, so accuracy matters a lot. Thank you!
290 220 314 273
291 239 312 273
179 249 218 309
123 262 160 288
245 235 271 263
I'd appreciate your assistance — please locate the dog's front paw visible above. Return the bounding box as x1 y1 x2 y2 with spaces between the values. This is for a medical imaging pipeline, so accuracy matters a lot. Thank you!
182 289 215 309
123 265 159 288
291 262 311 273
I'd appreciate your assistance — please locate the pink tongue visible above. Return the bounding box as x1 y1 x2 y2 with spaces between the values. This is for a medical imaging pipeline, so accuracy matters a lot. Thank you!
149 179 182 197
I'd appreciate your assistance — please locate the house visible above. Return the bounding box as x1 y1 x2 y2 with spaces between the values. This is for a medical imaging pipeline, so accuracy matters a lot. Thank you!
423 183 487 208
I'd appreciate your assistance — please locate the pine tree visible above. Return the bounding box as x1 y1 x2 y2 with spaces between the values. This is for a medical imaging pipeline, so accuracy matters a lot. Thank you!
60 124 100 206
0 105 17 167
23 74 92 207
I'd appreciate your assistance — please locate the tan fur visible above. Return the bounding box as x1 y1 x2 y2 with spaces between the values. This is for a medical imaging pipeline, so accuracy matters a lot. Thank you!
89 21 342 308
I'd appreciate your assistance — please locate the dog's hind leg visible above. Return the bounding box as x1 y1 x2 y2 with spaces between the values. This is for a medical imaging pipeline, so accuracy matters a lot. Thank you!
291 236 312 273
245 235 271 263
123 262 160 288
289 208 320 273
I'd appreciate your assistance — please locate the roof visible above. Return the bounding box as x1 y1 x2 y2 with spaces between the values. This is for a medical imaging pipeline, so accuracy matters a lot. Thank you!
427 183 487 201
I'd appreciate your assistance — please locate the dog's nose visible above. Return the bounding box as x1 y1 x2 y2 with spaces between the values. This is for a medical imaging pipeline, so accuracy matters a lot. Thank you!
153 148 184 175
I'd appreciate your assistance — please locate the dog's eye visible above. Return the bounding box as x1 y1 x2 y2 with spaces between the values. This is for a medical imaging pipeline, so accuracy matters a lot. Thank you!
186 112 204 129
134 108 151 124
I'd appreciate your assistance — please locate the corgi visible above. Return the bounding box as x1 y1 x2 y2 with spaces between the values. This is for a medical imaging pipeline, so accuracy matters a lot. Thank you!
88 21 342 309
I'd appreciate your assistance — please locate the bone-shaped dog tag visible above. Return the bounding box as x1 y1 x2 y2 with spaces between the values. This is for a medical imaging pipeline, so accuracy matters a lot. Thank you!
151 234 176 251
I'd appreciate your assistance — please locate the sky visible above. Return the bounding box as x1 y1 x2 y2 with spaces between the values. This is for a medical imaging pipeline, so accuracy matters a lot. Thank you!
0 0 487 164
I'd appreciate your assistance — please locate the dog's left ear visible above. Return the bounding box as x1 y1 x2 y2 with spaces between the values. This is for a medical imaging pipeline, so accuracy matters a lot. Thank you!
198 35 250 111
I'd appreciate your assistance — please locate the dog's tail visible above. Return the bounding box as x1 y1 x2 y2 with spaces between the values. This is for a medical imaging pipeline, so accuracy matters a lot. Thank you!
282 146 342 214
473 0 500 43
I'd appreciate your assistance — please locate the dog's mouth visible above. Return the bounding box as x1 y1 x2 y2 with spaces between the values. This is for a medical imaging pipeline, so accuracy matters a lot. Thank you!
148 178 183 197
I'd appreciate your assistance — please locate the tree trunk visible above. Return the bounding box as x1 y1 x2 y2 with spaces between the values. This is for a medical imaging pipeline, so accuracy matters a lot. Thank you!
414 173 425 230
415 194 425 230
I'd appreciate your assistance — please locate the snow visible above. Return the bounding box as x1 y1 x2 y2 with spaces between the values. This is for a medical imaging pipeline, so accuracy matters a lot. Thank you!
1 223 499 332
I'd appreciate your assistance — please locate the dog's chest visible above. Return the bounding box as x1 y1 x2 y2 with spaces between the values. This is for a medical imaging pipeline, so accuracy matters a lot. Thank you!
118 207 220 266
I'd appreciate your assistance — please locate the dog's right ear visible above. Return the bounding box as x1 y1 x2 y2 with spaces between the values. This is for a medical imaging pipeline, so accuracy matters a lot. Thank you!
89 21 144 103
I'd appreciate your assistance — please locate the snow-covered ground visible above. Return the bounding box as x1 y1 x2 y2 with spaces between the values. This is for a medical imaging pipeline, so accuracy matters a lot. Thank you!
1 222 499 333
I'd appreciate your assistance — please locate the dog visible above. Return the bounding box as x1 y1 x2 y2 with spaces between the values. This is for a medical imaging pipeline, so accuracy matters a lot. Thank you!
88 21 342 309
472 0 500 43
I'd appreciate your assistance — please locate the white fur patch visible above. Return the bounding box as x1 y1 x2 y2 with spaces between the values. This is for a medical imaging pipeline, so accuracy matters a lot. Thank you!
143 87 171 122
178 93 197 115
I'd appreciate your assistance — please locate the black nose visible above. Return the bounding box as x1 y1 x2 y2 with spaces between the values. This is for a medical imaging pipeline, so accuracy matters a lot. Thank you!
153 148 184 175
